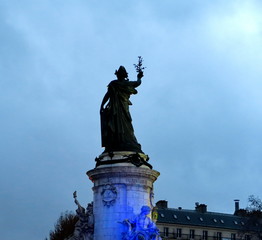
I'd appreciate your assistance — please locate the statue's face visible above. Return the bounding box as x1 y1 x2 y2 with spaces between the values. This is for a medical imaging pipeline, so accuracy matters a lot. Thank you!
141 209 150 216
141 206 151 216
86 204 92 212
123 71 128 78
118 71 128 80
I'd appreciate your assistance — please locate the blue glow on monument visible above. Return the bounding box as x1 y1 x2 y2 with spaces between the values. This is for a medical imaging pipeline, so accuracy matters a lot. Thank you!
120 206 162 240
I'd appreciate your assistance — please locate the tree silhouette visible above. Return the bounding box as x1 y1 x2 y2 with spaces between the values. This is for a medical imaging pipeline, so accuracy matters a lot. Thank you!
46 211 78 240
238 195 262 240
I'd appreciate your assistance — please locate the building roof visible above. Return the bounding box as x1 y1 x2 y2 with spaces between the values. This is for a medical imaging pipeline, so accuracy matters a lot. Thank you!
156 208 247 231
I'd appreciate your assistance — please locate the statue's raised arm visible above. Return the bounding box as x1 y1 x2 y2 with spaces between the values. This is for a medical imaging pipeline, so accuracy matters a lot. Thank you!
73 191 83 211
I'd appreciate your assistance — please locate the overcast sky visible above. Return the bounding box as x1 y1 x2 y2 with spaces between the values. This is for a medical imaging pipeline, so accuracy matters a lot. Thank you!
1 0 262 239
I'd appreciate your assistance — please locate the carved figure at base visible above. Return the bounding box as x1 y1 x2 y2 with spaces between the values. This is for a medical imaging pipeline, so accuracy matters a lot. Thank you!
67 191 94 240
121 206 162 240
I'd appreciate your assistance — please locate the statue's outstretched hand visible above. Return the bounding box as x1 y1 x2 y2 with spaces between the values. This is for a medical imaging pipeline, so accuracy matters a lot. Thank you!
73 191 77 198
137 71 144 79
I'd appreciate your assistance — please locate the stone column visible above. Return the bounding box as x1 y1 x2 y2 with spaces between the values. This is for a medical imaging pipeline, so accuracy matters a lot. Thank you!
86 152 160 240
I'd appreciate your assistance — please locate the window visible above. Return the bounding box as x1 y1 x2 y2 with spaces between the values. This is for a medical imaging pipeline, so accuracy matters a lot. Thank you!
187 216 191 220
177 228 182 238
190 230 195 239
164 227 169 237
199 217 204 222
245 235 251 240
203 230 208 240
217 232 222 240
231 233 236 240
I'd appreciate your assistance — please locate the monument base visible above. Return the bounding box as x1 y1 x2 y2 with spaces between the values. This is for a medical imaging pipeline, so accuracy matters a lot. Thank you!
87 153 160 240
95 151 152 169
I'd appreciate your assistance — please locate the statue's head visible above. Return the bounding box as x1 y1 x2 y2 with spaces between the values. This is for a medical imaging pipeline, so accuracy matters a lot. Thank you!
115 66 128 80
141 206 151 215
86 203 93 213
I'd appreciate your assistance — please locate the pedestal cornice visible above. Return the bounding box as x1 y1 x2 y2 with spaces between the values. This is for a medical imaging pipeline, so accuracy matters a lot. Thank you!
87 165 160 183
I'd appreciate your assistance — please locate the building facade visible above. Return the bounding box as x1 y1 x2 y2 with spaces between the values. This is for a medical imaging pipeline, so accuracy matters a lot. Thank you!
155 200 258 240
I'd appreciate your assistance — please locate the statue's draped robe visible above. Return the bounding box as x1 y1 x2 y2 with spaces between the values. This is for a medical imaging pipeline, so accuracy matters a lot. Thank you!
101 79 142 153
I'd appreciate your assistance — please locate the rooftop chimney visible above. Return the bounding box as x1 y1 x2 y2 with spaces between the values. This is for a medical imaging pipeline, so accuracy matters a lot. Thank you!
156 200 168 209
234 199 240 212
195 203 207 213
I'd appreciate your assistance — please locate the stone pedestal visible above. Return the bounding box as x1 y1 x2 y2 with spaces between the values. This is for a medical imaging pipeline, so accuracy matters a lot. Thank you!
86 152 160 240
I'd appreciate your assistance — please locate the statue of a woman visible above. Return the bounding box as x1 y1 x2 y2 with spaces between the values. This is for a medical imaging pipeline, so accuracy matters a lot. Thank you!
100 66 143 153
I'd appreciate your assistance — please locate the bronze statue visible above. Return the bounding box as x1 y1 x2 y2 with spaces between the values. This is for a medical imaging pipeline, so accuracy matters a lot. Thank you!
100 58 144 153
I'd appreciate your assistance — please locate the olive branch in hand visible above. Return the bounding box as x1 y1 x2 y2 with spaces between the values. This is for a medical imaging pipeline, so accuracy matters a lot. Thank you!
134 56 146 73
